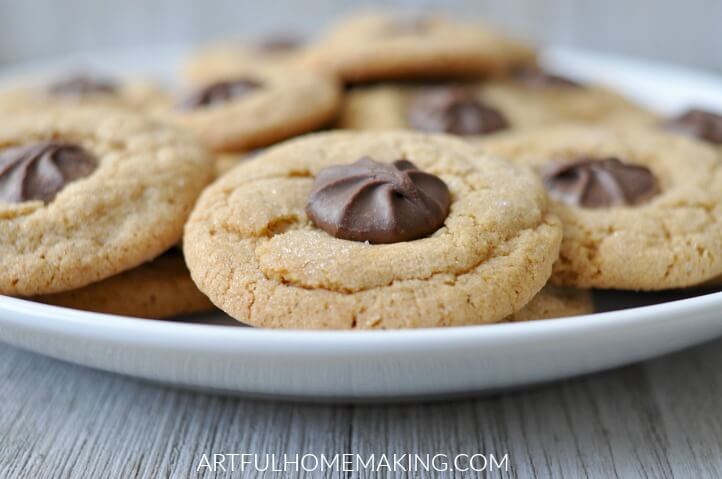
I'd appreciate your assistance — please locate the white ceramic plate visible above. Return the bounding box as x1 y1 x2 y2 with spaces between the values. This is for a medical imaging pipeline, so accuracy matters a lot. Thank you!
1 46 721 400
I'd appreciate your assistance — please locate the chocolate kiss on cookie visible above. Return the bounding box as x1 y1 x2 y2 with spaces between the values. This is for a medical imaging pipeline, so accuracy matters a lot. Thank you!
541 157 658 208
663 108 722 145
306 157 450 243
0 141 98 204
180 78 263 109
407 87 509 135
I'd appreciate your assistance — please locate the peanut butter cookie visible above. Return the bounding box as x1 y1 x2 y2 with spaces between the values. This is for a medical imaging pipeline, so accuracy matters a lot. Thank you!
184 131 562 329
168 65 341 152
34 250 214 318
301 12 535 82
481 124 722 290
0 107 212 296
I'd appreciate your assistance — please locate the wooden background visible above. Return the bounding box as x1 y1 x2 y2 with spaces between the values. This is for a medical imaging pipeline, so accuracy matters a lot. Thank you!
0 0 721 72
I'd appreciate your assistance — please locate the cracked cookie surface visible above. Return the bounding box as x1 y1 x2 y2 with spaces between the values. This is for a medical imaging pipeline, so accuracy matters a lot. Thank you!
480 124 722 290
184 131 562 329
0 107 213 296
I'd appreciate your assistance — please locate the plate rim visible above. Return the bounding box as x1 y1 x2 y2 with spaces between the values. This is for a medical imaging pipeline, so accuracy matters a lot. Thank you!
2 290 721 354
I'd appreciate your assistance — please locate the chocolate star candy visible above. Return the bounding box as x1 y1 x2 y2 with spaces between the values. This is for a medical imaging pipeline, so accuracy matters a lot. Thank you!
664 108 722 145
306 157 451 243
541 157 658 208
0 141 98 204
407 87 509 136
180 78 263 109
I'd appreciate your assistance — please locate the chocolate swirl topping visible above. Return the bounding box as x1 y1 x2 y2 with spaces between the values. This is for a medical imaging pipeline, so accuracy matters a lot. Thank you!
541 157 658 208
47 74 119 98
0 141 98 204
306 157 451 243
663 108 722 145
180 78 262 109
407 87 509 136
511 66 582 89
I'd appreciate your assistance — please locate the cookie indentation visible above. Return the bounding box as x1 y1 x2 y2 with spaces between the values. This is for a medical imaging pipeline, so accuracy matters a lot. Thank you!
0 141 98 204
306 157 450 243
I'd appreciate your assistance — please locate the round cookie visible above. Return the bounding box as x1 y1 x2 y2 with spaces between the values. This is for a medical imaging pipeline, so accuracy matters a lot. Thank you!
167 65 341 152
338 75 655 136
506 285 594 322
301 12 535 83
479 68 657 128
338 83 564 135
0 107 213 296
183 34 306 86
34 250 215 318
0 73 167 114
184 130 562 329
480 124 722 290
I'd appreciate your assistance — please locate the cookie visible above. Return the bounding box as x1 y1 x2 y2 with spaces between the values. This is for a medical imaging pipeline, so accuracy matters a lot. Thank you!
167 65 341 152
184 130 562 329
0 73 166 114
34 250 215 318
183 34 305 86
506 285 594 322
0 107 213 296
338 83 563 135
301 12 535 83
480 124 722 290
338 73 655 136
479 67 657 127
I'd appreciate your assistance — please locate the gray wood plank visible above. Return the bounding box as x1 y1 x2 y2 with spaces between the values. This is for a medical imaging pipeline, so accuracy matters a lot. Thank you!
2 339 722 478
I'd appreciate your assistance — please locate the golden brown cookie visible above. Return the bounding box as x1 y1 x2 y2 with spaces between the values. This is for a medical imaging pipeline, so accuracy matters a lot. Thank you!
167 65 341 152
338 83 563 135
0 73 167 114
0 107 213 296
34 250 215 318
506 285 594 322
480 124 722 290
184 130 562 329
479 69 657 128
301 12 535 82
338 75 655 136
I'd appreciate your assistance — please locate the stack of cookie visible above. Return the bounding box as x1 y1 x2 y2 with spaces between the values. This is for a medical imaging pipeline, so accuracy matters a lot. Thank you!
1 11 721 328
